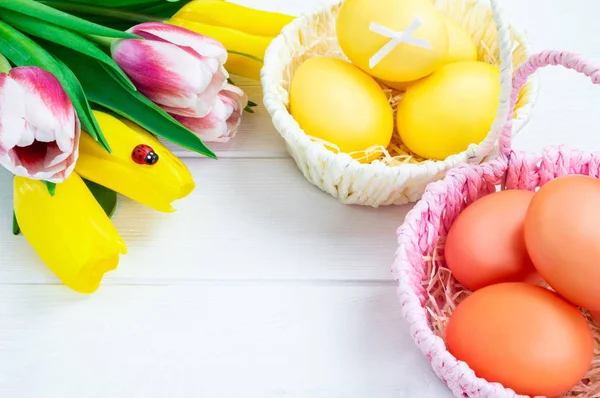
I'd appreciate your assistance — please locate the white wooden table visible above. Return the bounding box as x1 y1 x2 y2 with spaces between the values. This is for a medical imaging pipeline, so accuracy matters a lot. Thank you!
1 1 599 397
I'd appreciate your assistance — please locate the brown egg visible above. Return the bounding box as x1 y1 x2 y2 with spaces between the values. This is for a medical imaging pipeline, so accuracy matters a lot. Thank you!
445 190 540 291
525 175 600 310
446 283 594 397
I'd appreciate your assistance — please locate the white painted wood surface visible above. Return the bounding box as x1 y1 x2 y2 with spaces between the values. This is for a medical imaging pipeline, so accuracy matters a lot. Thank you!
2 1 600 397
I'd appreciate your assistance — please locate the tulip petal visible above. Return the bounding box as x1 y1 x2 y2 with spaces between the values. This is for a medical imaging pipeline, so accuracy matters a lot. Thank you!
192 64 228 117
172 83 248 143
16 128 35 147
0 73 27 153
2 119 79 182
220 84 247 134
10 67 75 126
0 67 79 182
112 39 223 117
128 22 227 67
113 22 229 118
160 65 228 118
75 111 195 213
172 107 228 143
14 173 127 294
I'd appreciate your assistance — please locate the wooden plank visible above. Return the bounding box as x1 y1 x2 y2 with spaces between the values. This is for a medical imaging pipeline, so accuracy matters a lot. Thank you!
0 284 453 398
0 158 412 285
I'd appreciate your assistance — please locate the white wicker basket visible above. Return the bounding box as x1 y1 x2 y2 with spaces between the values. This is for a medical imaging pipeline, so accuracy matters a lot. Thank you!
261 0 539 207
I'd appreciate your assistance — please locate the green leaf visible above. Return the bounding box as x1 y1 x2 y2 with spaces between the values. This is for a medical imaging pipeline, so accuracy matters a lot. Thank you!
0 52 10 73
52 55 111 151
248 101 258 107
100 61 132 91
0 0 140 39
12 211 20 236
48 43 217 159
48 0 185 7
36 1 194 30
0 9 136 91
136 1 195 17
0 21 111 152
81 20 137 36
83 179 118 218
44 181 57 196
38 1 163 26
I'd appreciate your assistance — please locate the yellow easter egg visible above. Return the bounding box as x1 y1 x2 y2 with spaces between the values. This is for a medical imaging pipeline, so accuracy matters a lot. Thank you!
289 57 394 163
396 61 500 160
336 0 449 82
440 14 478 64
380 14 477 91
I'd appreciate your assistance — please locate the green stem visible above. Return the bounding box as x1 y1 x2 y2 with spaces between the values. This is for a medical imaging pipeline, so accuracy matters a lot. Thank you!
85 34 118 48
0 53 11 73
227 50 263 63
38 1 163 23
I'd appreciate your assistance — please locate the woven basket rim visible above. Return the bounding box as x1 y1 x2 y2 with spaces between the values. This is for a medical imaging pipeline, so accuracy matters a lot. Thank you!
261 0 541 178
393 156 528 398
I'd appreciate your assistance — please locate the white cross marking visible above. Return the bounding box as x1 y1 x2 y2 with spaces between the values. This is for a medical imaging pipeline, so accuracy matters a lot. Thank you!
368 17 432 69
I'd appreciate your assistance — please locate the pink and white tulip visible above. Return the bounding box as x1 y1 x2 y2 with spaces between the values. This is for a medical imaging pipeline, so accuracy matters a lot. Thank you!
172 84 248 143
112 22 228 118
0 67 80 183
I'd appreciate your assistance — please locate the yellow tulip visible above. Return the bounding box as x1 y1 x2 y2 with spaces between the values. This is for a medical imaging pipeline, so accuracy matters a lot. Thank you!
172 0 293 38
75 111 195 213
169 18 269 80
14 173 127 294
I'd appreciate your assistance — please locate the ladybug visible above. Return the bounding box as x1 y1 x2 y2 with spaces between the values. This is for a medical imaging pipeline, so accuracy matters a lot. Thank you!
132 144 159 165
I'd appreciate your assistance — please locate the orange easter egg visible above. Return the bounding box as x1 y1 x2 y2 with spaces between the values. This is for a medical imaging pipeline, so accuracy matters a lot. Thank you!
445 190 540 291
446 283 594 397
525 175 600 311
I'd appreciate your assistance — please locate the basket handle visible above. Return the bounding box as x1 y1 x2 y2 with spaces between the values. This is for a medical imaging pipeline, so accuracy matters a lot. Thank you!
466 0 515 163
497 51 600 157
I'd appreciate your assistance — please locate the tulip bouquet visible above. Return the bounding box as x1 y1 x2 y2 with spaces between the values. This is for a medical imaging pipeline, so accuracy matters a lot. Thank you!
48 0 294 81
0 0 290 293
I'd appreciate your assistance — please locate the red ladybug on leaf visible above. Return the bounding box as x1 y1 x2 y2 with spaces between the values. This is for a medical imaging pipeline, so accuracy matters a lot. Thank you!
132 144 159 165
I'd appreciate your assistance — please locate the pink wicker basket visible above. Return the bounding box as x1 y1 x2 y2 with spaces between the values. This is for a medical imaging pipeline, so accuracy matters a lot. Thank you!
393 50 600 398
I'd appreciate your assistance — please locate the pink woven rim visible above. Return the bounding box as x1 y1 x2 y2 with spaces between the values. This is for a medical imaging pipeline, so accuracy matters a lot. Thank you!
497 51 600 159
393 50 600 398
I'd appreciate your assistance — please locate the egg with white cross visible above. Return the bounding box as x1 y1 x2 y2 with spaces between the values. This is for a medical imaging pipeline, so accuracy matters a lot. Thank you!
336 0 449 83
